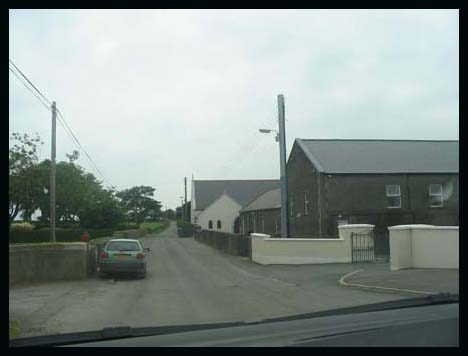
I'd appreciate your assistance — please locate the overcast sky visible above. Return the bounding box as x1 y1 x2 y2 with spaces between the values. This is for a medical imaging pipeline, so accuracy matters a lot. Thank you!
9 9 459 209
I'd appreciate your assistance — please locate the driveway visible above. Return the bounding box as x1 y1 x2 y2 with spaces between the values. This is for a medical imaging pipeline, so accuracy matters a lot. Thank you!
10 222 414 338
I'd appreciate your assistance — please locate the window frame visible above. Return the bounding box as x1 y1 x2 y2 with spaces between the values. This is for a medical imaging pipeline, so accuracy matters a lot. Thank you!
429 184 444 208
386 184 401 209
290 197 294 217
304 192 309 216
217 219 222 229
208 220 213 229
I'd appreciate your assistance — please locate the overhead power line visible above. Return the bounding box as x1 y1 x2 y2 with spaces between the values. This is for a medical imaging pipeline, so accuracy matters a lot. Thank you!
56 109 115 189
9 59 116 190
9 59 51 106
9 66 51 111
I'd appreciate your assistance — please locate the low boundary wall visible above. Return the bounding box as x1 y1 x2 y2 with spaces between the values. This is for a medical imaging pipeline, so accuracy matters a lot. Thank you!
389 225 459 271
194 230 251 257
9 243 88 286
250 225 374 265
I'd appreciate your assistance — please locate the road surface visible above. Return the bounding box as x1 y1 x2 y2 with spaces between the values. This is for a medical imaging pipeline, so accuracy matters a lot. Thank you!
10 222 409 338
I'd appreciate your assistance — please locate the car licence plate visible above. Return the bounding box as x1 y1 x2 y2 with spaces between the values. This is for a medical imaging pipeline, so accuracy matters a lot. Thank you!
115 255 129 259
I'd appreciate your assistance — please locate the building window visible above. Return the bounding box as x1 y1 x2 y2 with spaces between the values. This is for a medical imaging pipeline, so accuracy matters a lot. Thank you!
208 220 213 229
275 219 279 234
290 198 294 217
217 220 222 229
252 213 256 232
304 192 309 215
242 217 245 235
429 184 443 207
261 215 265 233
386 185 401 208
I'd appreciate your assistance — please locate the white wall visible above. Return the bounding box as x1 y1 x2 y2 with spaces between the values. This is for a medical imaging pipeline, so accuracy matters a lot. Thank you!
389 225 459 271
250 225 374 265
196 193 242 234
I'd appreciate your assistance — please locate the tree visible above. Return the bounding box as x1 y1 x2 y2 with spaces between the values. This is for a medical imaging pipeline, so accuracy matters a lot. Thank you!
78 188 124 228
165 209 175 220
116 185 162 224
32 152 124 228
9 133 43 227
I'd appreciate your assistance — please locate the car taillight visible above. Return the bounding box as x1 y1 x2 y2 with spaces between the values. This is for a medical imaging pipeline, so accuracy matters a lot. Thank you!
136 253 145 259
100 252 109 259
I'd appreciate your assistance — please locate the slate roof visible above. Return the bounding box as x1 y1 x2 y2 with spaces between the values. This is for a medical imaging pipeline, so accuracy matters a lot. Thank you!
240 188 281 213
295 139 459 174
193 180 280 210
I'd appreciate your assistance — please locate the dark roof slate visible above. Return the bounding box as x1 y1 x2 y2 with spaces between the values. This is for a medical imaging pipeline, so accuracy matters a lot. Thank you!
240 188 281 212
193 180 280 210
296 139 459 174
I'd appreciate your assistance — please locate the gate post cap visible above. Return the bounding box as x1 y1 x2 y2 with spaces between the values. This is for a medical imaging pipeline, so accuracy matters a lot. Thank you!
250 233 270 238
338 224 374 229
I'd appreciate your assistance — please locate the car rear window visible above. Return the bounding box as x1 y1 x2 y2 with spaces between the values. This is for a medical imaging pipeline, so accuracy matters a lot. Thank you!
106 241 140 252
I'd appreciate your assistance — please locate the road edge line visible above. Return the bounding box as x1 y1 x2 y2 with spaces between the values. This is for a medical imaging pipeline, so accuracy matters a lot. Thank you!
339 269 438 296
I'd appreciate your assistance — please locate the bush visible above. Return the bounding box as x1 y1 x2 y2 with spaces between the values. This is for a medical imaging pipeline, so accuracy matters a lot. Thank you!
11 222 35 231
111 221 169 239
114 222 140 230
140 221 169 233
112 229 143 238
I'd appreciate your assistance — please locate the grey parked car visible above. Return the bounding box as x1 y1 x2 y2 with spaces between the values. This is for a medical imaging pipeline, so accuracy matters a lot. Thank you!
98 239 149 278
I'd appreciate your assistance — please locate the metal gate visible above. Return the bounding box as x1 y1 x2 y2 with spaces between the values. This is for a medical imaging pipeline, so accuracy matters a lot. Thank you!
351 230 375 262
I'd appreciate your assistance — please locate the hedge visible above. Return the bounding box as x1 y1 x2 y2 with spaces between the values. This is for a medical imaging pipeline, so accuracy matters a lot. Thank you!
9 228 115 244
9 222 169 244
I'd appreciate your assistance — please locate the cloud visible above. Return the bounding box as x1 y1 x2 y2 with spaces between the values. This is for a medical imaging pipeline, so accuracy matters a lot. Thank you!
9 9 459 208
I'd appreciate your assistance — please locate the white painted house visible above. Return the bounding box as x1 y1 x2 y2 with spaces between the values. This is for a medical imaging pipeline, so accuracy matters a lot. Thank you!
191 179 280 234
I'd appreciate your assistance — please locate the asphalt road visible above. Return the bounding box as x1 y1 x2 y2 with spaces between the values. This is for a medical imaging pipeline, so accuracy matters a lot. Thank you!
9 222 409 338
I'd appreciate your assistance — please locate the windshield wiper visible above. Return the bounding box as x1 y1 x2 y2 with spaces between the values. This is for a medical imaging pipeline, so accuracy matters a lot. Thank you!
9 293 458 347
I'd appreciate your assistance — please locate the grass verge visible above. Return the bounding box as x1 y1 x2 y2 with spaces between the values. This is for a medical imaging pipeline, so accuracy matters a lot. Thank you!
140 221 170 236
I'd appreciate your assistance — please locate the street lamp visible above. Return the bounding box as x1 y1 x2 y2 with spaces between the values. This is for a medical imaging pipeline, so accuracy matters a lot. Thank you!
259 94 288 238
259 128 279 142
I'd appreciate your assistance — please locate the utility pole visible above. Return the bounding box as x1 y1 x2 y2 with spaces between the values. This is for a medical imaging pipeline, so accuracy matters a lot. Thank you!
50 101 57 243
278 94 288 238
184 177 188 222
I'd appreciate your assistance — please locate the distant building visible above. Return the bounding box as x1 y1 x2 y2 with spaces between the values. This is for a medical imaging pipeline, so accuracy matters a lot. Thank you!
287 139 459 256
191 179 280 234
239 188 281 236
